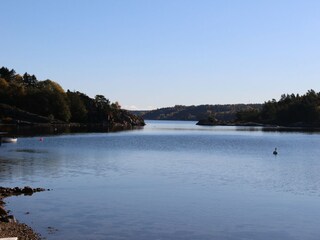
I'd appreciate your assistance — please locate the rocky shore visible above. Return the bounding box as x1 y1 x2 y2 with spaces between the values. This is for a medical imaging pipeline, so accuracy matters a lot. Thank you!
0 186 45 239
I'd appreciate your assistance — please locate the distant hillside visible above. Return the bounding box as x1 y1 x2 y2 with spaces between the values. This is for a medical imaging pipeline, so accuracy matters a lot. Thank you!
0 66 145 129
236 90 320 127
134 104 262 122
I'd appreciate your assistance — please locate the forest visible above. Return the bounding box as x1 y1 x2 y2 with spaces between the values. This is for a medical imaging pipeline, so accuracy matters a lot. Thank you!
134 104 262 122
0 67 144 128
236 90 320 127
138 90 320 128
2 66 318 129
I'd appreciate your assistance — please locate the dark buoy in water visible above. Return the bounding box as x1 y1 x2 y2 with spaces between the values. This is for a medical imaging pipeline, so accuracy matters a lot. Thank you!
273 147 278 155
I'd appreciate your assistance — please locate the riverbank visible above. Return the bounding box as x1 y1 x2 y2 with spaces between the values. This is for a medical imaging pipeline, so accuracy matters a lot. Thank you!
0 187 45 239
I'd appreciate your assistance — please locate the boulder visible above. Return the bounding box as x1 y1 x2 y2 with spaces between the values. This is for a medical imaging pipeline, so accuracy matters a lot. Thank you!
22 186 34 195
0 206 7 215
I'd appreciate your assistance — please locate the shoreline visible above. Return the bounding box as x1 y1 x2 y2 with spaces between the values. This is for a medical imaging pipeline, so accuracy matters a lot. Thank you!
196 120 320 132
0 186 46 239
0 122 145 137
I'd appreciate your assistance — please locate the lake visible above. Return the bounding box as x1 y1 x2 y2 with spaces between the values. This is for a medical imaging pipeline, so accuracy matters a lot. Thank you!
1 120 320 239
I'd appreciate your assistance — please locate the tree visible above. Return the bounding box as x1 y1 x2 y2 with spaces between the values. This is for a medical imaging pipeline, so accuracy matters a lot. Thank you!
0 67 15 82
111 101 121 110
22 80 71 122
23 72 38 86
67 91 88 122
0 66 145 127
95 95 110 109
237 90 320 126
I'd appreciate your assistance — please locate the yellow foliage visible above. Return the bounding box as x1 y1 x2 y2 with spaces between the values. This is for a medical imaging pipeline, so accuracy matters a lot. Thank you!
0 78 9 88
40 80 65 93
14 74 23 83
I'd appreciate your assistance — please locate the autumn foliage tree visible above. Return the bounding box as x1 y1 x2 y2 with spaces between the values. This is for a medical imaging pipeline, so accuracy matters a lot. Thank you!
0 66 144 127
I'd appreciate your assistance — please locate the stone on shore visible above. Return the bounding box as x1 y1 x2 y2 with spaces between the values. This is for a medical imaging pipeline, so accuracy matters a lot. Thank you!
0 186 45 239
0 206 7 215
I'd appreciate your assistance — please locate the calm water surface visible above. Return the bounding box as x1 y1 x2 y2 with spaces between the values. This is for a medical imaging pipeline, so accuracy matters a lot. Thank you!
1 120 320 239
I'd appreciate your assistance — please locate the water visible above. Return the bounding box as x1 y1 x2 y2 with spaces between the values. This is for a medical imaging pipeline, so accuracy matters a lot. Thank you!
1 120 320 239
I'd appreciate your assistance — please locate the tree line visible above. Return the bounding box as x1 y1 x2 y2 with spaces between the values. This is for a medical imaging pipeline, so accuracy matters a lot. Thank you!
136 104 262 122
0 67 144 126
236 90 320 126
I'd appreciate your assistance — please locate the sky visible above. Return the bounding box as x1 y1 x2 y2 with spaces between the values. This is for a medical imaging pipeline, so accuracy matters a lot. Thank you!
1 0 320 110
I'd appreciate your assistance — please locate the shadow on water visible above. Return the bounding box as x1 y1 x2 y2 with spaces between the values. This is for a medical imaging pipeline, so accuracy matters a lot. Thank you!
198 125 320 134
0 124 144 137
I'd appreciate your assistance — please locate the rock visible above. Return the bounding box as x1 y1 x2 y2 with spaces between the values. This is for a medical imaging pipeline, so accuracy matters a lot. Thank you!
22 186 34 195
14 187 22 193
196 118 220 126
34 188 45 192
1 186 46 197
0 207 7 216
7 215 16 223
1 186 46 226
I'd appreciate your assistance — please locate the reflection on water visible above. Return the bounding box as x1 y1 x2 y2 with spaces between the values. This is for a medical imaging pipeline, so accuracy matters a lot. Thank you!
1 120 320 239
0 124 144 137
13 149 49 153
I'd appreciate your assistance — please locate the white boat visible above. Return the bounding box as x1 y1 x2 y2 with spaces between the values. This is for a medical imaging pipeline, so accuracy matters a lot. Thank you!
1 137 18 143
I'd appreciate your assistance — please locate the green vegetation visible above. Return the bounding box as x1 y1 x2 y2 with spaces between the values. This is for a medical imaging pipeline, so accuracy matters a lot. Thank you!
135 104 262 122
0 67 144 128
2 66 317 129
236 90 320 127
136 90 320 128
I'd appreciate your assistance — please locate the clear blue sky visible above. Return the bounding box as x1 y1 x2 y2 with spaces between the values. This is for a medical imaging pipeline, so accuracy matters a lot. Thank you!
1 0 320 110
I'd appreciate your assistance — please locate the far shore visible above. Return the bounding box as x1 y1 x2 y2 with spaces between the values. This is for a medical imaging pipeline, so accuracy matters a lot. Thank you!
196 120 320 132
